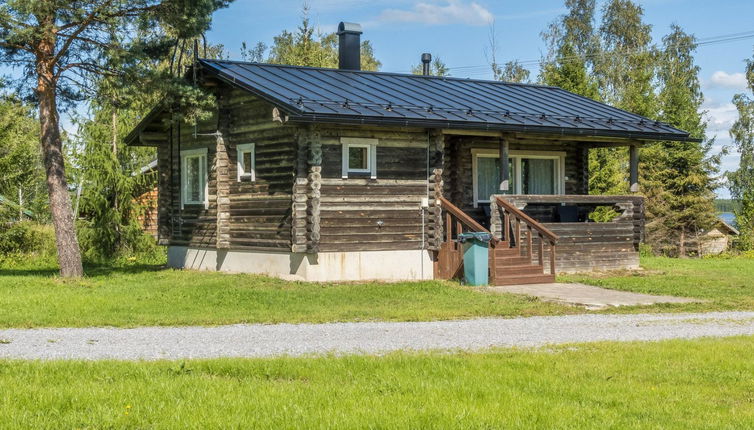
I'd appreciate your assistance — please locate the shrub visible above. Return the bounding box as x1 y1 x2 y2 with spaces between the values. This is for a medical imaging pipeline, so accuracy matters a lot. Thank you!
0 222 56 256
77 220 164 263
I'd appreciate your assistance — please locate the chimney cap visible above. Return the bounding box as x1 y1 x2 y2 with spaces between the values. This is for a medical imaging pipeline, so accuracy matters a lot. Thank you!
421 53 432 64
338 22 362 34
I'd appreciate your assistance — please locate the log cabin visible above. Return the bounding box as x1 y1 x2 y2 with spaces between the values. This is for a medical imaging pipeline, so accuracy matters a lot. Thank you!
125 22 697 284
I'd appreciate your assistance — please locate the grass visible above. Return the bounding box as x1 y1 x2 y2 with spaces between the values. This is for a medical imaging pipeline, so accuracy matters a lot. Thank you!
1 336 754 428
562 256 754 313
1 254 753 328
0 257 569 328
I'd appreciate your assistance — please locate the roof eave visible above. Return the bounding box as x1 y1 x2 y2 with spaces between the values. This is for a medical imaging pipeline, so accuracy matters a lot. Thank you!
124 105 168 146
286 113 699 143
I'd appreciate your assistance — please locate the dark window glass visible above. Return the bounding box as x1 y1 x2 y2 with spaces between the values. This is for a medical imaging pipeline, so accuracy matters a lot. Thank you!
348 146 368 170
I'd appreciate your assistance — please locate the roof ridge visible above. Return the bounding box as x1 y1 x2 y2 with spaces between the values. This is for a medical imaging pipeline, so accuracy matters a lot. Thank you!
198 58 559 89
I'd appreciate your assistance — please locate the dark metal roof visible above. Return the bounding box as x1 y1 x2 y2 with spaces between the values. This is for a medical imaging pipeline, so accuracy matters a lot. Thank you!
199 59 696 142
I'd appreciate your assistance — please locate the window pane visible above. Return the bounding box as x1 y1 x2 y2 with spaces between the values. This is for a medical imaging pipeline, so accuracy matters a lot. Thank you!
477 157 514 200
242 151 252 174
348 146 368 170
186 156 202 202
522 158 555 194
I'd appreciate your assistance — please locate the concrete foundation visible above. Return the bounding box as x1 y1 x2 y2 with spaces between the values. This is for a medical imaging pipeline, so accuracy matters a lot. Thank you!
167 246 434 282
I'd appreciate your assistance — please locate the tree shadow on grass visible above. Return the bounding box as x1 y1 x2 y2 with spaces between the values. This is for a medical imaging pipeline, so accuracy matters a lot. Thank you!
0 263 167 278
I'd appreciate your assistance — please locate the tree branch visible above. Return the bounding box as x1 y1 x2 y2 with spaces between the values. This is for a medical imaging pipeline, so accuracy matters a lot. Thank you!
55 61 120 80
56 3 163 33
52 0 115 66
0 40 33 53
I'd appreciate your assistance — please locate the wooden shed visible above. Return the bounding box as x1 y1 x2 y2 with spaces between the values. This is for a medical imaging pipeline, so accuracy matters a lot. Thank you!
699 220 739 256
125 22 696 283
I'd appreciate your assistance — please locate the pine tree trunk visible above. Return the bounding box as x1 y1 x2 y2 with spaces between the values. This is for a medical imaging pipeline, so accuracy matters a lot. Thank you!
679 229 686 258
36 36 84 278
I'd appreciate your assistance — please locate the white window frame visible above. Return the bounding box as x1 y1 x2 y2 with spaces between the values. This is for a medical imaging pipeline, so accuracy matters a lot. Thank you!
236 143 256 182
180 147 208 209
472 149 566 207
341 137 378 179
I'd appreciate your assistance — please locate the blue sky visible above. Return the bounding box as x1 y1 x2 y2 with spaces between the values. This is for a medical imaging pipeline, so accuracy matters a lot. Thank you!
206 0 754 198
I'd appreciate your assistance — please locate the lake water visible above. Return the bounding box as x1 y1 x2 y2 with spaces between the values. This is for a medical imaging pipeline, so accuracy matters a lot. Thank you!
719 212 736 227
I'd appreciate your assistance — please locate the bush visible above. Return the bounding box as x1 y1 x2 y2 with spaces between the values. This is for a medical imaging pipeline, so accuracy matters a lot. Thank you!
77 220 164 263
0 222 56 256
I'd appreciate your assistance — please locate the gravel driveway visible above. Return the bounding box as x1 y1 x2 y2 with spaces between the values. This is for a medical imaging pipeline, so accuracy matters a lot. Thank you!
1 311 754 360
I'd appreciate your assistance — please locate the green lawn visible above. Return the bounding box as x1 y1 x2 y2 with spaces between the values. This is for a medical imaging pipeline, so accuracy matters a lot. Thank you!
0 259 569 328
2 336 753 428
562 256 754 313
1 255 753 328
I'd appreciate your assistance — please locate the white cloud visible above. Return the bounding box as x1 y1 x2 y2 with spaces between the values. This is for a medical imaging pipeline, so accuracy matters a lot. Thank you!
707 71 748 90
375 0 494 26
702 101 738 136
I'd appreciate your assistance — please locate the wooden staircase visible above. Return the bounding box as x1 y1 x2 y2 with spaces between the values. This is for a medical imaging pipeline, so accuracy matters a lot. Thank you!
489 241 555 285
434 196 559 286
489 197 559 286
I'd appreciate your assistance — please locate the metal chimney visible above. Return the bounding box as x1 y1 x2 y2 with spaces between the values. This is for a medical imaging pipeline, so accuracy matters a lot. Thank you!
421 53 432 76
337 22 362 71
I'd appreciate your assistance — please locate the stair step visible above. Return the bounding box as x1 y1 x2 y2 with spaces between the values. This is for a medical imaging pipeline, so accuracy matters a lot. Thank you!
494 273 556 286
495 264 544 277
493 248 523 257
493 256 532 266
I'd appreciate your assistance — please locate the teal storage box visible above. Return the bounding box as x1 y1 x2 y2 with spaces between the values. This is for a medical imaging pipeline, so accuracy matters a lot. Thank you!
458 232 492 286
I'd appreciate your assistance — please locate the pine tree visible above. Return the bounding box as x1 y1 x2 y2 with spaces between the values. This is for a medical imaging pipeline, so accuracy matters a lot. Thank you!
540 41 598 99
643 25 719 256
729 52 754 250
0 0 232 276
244 7 381 71
74 38 227 259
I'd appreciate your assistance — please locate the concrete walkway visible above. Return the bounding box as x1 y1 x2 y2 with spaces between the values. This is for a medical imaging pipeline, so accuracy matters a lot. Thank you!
0 311 752 360
486 283 699 310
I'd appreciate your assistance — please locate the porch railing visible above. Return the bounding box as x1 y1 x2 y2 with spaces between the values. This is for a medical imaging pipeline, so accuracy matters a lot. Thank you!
493 196 559 276
434 196 492 279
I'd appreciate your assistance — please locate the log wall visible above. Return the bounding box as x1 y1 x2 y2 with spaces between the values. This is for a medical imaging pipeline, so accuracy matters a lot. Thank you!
315 125 431 252
156 89 297 251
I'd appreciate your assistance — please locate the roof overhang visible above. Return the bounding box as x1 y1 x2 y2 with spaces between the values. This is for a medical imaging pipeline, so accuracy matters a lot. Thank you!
283 112 703 142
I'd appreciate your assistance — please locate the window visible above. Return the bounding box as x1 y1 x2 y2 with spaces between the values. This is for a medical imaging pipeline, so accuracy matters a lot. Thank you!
521 158 556 194
236 143 255 181
341 137 377 179
181 148 208 208
475 156 515 203
472 149 564 206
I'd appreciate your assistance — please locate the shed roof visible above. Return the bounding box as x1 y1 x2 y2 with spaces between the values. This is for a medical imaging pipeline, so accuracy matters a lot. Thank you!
197 59 696 142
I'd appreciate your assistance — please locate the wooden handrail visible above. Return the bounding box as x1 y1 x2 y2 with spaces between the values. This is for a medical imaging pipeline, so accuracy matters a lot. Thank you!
439 196 489 233
495 197 559 243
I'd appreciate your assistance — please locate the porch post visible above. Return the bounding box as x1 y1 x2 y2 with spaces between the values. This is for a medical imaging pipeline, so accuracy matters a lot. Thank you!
499 138 509 192
629 144 639 193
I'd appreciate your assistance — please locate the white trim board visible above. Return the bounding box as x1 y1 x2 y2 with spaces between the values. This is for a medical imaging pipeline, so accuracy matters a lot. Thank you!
236 143 256 182
180 147 209 209
341 137 378 179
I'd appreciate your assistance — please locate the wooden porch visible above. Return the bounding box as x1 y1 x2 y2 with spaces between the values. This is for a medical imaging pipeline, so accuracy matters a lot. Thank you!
432 194 644 285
